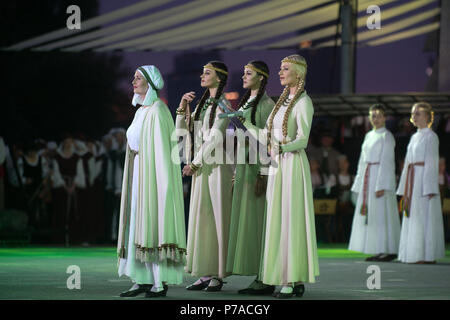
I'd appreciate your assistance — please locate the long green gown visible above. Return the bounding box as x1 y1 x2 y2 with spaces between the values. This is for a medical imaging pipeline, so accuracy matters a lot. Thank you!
226 92 274 276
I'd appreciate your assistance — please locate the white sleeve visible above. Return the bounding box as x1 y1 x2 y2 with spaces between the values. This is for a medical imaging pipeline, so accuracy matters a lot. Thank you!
351 134 367 193
74 159 86 189
41 157 50 179
375 132 396 192
422 133 439 196
191 111 230 168
51 160 65 188
115 164 123 195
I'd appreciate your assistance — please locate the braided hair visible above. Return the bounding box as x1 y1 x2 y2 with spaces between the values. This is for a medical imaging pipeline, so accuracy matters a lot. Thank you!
236 60 269 126
192 61 228 129
267 55 307 150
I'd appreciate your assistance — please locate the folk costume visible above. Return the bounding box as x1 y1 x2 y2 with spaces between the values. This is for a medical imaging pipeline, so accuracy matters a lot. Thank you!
177 96 233 280
226 92 274 277
397 127 445 263
245 88 320 287
117 66 186 291
348 127 401 256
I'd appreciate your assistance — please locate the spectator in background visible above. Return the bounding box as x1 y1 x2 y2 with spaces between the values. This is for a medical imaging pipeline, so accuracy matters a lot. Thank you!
20 141 51 229
51 135 86 245
439 157 450 199
309 158 336 198
335 154 354 242
394 117 414 162
101 133 118 243
111 128 126 241
4 142 26 211
308 131 341 177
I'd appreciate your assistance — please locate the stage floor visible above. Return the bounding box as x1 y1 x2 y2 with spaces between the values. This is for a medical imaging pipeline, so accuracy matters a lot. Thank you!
1 244 449 300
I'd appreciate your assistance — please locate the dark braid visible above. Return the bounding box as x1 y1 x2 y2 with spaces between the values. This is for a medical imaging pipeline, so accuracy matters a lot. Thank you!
193 89 210 122
236 60 269 126
236 90 251 111
251 76 267 125
207 61 228 129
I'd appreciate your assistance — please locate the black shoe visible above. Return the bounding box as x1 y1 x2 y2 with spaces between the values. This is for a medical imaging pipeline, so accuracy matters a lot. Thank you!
145 285 168 298
274 291 294 299
244 285 276 295
205 278 225 292
365 254 382 261
238 287 253 294
378 254 397 262
186 278 211 291
293 284 305 297
119 284 152 297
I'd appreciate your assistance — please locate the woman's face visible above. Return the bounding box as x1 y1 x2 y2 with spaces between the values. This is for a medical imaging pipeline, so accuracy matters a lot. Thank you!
410 106 429 129
279 62 299 87
63 138 73 150
200 67 220 88
242 66 262 90
369 109 386 129
132 71 148 96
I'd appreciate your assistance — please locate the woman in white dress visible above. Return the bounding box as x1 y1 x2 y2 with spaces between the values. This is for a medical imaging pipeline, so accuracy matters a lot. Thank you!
117 65 186 298
348 104 401 262
397 102 445 264
244 54 319 298
176 61 233 292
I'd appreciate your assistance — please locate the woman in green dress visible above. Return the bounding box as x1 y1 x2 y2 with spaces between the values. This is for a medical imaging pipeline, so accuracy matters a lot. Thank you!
176 61 234 292
244 55 319 298
226 61 275 295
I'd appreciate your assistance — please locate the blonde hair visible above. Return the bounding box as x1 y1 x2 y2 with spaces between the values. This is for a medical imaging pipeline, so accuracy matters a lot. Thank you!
411 101 434 128
282 54 307 79
266 55 308 151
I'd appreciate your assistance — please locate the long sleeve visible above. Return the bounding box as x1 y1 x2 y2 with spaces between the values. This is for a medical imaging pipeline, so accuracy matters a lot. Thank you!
256 95 275 174
74 158 86 189
176 114 193 163
351 134 368 193
114 162 123 195
397 143 412 196
423 132 440 196
176 114 189 132
41 157 50 179
375 131 396 192
16 158 25 184
87 156 96 186
51 160 65 188
192 110 230 168
281 96 314 153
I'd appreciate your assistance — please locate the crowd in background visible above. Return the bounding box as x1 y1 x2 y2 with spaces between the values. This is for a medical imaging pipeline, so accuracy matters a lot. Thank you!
0 112 449 246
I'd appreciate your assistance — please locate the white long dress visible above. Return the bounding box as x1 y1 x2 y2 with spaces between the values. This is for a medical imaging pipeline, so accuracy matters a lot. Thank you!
244 92 319 285
177 98 234 279
348 127 401 254
396 127 445 263
118 105 184 285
